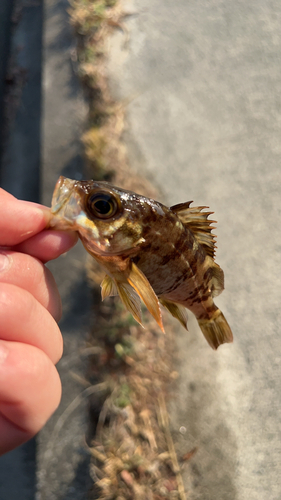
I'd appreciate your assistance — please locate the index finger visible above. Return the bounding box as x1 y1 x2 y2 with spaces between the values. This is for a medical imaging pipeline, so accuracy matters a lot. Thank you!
0 189 51 246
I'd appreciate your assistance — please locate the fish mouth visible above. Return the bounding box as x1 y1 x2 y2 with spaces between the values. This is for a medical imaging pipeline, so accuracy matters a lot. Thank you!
51 176 76 214
49 176 81 229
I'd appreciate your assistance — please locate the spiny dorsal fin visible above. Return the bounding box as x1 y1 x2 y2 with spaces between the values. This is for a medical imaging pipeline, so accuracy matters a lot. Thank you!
170 201 217 258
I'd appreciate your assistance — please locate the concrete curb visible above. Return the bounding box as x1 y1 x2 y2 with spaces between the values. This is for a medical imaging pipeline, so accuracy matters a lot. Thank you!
0 0 14 159
0 0 43 202
0 0 92 498
0 1 43 499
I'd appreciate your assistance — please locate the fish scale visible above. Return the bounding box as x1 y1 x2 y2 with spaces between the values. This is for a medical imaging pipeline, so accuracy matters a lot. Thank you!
50 176 233 350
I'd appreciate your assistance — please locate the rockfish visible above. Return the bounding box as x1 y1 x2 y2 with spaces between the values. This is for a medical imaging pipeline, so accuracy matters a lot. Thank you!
50 176 233 349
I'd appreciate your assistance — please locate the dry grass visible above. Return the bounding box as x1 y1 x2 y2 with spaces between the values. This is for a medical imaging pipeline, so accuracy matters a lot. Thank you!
69 0 131 180
84 294 188 500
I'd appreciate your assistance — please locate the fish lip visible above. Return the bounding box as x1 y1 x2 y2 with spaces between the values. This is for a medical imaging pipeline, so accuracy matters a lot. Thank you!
50 176 76 215
49 176 83 231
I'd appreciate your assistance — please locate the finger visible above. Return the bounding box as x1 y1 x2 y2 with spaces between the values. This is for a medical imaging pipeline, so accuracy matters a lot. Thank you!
0 250 62 321
0 188 16 201
0 283 63 364
0 189 51 246
0 340 61 455
13 229 78 263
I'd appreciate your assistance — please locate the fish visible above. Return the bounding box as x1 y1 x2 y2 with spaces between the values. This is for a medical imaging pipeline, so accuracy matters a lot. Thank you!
49 176 233 350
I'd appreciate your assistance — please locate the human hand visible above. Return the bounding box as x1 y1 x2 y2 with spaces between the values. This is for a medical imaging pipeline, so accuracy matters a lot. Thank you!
0 188 78 455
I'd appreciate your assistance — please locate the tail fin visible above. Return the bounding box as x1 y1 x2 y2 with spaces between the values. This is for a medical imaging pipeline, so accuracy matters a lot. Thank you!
198 310 233 350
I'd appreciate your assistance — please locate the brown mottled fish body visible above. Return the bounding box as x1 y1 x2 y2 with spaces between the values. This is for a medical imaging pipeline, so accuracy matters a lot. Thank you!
50 177 233 349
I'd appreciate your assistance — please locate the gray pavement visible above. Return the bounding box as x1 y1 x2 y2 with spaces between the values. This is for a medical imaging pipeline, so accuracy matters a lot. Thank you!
107 1 281 498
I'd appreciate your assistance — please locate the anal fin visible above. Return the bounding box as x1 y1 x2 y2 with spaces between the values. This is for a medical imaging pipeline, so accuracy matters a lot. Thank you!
159 298 188 330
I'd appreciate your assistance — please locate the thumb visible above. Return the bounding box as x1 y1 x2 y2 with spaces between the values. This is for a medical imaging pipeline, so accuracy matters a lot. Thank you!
0 189 51 246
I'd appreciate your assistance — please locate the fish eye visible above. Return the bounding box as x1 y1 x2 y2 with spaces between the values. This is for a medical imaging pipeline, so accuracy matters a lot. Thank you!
87 192 118 219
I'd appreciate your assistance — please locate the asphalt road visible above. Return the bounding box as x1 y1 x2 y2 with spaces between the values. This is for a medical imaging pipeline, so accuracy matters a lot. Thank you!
107 1 281 499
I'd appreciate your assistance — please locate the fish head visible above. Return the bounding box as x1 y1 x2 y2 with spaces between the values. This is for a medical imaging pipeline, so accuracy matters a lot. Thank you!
50 176 160 256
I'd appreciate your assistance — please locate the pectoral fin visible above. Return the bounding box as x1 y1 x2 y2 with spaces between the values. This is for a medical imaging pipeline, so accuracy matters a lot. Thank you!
127 263 164 332
159 298 188 330
116 282 143 327
101 275 118 300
